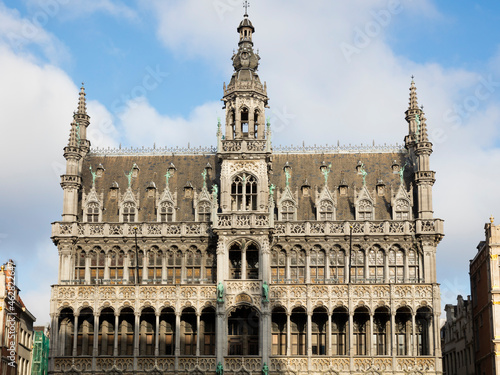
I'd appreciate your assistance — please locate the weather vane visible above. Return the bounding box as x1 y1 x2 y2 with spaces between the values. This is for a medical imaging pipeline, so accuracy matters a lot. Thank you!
243 1 249 16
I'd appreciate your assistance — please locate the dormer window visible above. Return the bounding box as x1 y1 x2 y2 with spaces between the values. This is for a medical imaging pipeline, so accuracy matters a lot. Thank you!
281 200 295 221
197 201 211 222
357 199 373 220
318 200 334 221
86 202 100 223
159 202 174 222
394 199 410 220
122 202 136 222
231 173 257 211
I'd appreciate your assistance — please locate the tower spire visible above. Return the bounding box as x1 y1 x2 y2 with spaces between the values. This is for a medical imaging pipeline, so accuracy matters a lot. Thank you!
409 76 419 110
76 83 87 115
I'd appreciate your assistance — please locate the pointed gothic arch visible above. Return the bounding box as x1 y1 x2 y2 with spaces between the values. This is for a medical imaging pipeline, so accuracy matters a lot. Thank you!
231 172 258 211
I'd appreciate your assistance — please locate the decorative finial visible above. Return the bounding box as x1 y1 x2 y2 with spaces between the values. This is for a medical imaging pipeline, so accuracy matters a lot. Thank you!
243 0 250 17
490 215 494 224
89 166 97 188
411 75 414 81
359 163 368 186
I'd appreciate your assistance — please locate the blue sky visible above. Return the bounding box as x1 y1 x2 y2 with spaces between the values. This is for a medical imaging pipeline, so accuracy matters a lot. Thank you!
1 0 500 324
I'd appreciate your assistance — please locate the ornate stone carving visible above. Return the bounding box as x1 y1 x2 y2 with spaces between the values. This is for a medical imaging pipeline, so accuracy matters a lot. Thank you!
58 287 76 299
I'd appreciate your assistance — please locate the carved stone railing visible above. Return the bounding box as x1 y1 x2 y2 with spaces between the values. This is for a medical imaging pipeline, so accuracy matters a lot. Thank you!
273 142 406 154
215 213 270 229
52 222 211 238
52 285 216 310
269 283 436 311
221 139 268 153
224 357 262 372
270 356 436 373
273 219 443 236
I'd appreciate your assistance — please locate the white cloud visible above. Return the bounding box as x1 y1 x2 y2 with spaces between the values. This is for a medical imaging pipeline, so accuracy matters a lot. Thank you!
0 2 70 63
119 97 221 148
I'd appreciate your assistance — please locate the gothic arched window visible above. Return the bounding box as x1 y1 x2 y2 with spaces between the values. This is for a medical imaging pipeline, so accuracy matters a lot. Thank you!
281 200 295 221
350 247 365 283
394 199 411 220
318 200 334 221
388 246 404 283
357 199 373 220
122 201 136 222
159 201 174 222
231 173 257 211
368 246 385 283
197 201 211 222
329 247 345 283
408 249 419 282
271 246 286 283
86 201 100 222
310 246 325 283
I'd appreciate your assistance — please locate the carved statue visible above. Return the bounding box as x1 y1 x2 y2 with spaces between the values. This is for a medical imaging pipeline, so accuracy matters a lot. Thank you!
164 170 171 187
269 184 275 197
216 362 224 375
262 363 269 375
359 163 368 186
415 113 421 136
285 169 291 187
212 184 218 201
262 281 269 302
201 169 208 189
399 162 408 184
321 163 332 185
89 166 97 188
217 282 224 303
124 166 134 188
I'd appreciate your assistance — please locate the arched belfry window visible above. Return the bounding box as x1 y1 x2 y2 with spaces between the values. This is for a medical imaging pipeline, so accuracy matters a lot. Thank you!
254 109 260 138
241 107 249 136
231 173 258 211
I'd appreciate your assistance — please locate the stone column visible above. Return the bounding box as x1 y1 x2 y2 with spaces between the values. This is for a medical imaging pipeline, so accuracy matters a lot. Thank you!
241 246 247 280
345 252 350 283
142 251 148 284
134 312 140 357
286 313 291 355
85 254 91 284
175 312 181 356
235 109 241 138
307 312 312 356
216 309 225 363
50 314 58 359
262 310 271 364
411 313 416 356
72 314 79 357
155 313 160 357
349 312 354 372
327 311 332 356
369 313 374 356
196 312 201 356
104 253 110 282
93 314 99 357
391 311 396 358
114 313 119 357
305 251 311 283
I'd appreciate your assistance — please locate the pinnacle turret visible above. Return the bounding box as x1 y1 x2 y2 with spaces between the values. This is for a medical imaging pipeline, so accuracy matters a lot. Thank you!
418 110 429 143
76 83 87 116
67 121 79 148
408 77 419 110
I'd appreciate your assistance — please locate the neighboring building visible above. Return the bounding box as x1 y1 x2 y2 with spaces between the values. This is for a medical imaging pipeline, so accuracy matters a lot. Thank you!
441 295 474 374
0 260 36 375
32 326 50 375
469 217 500 375
49 10 444 375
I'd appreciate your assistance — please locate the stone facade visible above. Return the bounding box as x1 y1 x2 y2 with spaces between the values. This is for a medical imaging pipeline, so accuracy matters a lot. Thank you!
469 218 500 375
0 260 36 375
441 295 474 375
48 12 444 375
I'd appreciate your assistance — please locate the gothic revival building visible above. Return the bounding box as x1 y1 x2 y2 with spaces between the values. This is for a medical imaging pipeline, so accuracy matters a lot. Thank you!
49 11 444 375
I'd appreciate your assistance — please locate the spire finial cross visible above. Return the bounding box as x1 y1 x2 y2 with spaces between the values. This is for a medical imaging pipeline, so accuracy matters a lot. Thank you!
243 1 249 17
